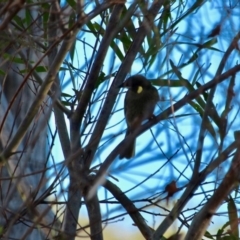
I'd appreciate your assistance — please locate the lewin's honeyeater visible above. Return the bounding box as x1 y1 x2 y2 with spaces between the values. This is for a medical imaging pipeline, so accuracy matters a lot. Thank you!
119 75 159 159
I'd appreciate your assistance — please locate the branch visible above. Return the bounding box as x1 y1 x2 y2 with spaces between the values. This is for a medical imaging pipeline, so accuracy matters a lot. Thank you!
0 0 25 30
88 64 240 198
47 1 71 159
84 0 166 169
61 2 115 240
84 2 138 169
152 139 238 240
0 33 70 160
185 132 240 240
0 1 113 162
193 31 240 174
80 3 130 239
84 195 103 240
104 179 153 239
17 49 71 116
70 2 126 150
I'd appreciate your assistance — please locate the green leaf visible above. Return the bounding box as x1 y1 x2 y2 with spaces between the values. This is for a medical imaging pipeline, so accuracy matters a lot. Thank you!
95 71 106 88
25 8 32 27
61 100 73 106
20 65 48 74
192 64 204 86
161 3 172 31
228 196 239 238
69 39 76 62
110 41 124 61
196 82 209 101
13 15 24 28
221 75 235 120
216 226 225 240
151 79 194 88
189 100 217 139
220 236 239 240
3 53 24 64
121 5 145 57
68 12 76 28
86 21 94 33
117 30 132 55
204 230 214 239
87 21 124 61
41 3 50 39
93 22 105 35
35 66 48 73
64 62 76 90
61 92 74 98
188 101 204 116
0 69 5 76
66 0 77 8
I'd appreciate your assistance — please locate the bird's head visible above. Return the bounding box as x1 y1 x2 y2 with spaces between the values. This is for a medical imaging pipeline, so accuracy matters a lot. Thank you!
119 75 151 93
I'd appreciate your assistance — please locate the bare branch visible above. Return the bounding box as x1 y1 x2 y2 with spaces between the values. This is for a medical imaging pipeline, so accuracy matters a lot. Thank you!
90 64 240 197
104 179 153 239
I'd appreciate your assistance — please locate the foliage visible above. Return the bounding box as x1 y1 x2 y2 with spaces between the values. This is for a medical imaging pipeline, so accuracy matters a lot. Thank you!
0 0 240 240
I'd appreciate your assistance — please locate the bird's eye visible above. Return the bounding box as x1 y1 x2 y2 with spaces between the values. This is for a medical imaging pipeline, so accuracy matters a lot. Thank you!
137 86 143 94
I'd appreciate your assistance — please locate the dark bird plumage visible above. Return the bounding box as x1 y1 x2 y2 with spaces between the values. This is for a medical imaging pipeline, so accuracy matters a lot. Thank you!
119 75 159 159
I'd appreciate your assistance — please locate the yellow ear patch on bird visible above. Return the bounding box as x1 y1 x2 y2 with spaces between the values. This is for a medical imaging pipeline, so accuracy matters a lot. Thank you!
137 86 143 93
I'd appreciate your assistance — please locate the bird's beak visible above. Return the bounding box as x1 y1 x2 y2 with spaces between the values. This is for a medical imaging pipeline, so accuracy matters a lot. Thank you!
118 83 124 88
118 82 129 88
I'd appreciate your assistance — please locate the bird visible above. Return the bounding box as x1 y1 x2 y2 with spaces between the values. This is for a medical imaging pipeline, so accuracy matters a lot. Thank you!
119 75 159 159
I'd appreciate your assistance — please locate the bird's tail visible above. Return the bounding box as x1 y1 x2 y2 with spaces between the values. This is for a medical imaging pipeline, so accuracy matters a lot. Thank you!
119 131 135 159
